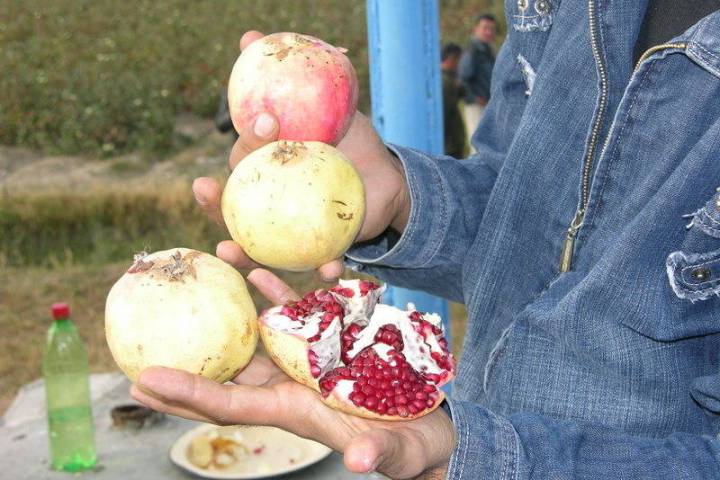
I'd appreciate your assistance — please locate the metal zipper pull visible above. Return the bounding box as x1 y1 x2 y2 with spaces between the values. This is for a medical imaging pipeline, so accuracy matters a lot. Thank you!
559 210 585 272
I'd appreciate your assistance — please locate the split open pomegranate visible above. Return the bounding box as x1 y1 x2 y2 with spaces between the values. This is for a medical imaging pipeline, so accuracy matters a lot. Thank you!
259 280 455 420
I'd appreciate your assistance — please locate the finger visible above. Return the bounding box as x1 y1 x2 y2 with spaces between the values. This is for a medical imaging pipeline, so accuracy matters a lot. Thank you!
130 384 214 424
192 177 224 226
228 113 278 169
137 367 279 426
344 429 425 478
231 355 279 386
247 268 301 304
240 30 264 51
318 259 344 282
216 240 260 270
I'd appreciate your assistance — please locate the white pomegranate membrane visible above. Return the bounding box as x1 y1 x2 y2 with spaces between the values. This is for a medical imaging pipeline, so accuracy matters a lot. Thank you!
261 280 454 419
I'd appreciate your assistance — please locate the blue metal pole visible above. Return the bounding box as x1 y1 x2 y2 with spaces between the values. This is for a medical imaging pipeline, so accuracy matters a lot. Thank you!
365 1 451 353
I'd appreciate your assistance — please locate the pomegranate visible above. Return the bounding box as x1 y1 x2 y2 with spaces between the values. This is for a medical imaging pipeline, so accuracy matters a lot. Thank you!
228 32 358 145
259 280 455 420
221 140 365 271
105 248 258 383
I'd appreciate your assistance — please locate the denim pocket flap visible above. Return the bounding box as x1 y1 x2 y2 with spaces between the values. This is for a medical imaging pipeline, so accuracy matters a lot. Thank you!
667 249 720 302
512 0 557 33
688 192 720 239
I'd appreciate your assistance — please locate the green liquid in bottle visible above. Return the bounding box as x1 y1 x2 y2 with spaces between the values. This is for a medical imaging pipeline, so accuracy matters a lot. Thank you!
43 304 97 471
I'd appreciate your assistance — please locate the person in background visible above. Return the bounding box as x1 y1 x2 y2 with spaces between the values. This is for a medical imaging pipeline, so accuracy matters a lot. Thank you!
458 13 496 145
440 43 466 158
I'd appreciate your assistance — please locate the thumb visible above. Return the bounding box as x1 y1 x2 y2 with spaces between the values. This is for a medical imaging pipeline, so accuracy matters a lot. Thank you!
228 112 279 169
343 429 426 479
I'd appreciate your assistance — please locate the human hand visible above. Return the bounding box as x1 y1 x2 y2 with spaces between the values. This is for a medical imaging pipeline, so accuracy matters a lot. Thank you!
194 31 410 281
130 269 455 479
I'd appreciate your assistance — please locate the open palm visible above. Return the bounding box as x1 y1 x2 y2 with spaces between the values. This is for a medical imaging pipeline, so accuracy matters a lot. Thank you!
131 269 454 479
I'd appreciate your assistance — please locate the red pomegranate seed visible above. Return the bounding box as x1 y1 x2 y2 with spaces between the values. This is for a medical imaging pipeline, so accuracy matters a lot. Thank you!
412 399 426 411
364 396 378 410
397 405 409 417
361 385 375 396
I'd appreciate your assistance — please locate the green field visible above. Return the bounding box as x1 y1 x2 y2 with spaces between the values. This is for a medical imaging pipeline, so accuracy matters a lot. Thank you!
0 0 502 157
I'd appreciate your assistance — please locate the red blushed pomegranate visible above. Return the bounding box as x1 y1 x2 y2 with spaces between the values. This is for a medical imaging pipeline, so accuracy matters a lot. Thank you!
259 280 455 420
228 32 358 145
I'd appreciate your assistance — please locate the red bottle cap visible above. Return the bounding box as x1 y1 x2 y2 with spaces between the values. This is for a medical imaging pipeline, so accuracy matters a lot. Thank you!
51 303 70 320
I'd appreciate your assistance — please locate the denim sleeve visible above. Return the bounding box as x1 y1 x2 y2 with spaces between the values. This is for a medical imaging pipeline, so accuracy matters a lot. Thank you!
443 398 720 479
345 144 497 302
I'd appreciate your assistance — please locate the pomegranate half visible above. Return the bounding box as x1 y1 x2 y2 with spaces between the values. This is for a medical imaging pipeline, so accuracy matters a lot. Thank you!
105 248 258 383
228 32 358 145
221 140 365 271
259 280 455 420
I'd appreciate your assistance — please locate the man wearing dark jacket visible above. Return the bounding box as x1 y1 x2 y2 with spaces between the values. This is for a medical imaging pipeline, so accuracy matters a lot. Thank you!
458 13 496 145
441 43 466 158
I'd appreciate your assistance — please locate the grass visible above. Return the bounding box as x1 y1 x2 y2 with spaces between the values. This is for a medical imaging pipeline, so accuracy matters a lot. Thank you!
0 181 224 267
0 0 502 157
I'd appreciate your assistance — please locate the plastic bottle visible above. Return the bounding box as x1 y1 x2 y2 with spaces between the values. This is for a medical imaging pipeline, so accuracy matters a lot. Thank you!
42 302 97 471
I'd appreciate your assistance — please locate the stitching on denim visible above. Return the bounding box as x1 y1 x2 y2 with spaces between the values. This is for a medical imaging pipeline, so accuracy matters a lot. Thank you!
516 54 536 96
666 249 720 301
585 52 655 237
512 0 558 33
690 43 720 78
691 201 720 239
457 402 468 480
513 14 553 33
483 320 515 392
679 256 720 288
510 422 521 480
417 155 451 269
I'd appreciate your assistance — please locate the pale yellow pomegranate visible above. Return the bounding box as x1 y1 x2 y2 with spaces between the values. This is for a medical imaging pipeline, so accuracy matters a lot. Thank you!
221 141 365 271
105 248 258 383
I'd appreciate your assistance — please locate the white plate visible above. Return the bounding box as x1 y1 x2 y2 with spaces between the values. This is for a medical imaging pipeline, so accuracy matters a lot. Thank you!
169 424 333 479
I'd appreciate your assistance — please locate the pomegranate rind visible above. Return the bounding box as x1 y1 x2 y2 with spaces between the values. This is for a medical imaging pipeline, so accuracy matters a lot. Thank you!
323 389 446 421
258 318 320 391
258 281 455 421
221 141 365 271
105 248 258 383
228 32 358 145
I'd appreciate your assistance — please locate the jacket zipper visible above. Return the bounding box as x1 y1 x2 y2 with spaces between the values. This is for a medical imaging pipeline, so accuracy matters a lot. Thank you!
558 4 687 273
633 42 687 72
559 0 608 273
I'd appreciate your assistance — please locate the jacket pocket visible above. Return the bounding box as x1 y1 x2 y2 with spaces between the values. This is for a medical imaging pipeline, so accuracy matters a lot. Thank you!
511 0 558 33
666 248 720 303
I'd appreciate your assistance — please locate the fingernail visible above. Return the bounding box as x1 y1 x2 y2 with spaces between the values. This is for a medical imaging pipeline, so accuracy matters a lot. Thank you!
254 113 276 138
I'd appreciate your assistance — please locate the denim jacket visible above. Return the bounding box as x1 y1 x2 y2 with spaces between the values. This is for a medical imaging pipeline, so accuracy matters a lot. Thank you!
347 2 720 478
